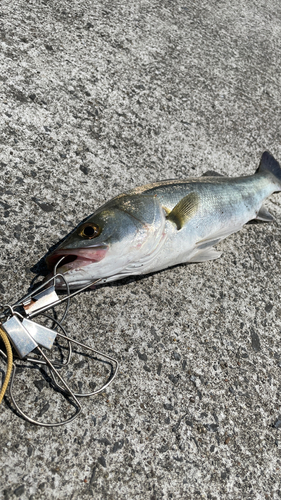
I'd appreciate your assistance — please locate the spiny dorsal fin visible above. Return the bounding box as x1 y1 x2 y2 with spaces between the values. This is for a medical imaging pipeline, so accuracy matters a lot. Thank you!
202 170 224 177
166 192 200 230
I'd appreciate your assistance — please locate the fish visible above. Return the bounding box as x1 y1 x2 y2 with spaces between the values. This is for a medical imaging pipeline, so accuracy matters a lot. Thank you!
46 151 281 289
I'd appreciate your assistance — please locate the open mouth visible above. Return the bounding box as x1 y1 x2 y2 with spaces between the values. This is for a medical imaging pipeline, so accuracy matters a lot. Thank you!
46 246 108 273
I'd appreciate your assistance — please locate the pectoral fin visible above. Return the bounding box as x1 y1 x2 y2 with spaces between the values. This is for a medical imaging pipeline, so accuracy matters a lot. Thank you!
166 192 200 230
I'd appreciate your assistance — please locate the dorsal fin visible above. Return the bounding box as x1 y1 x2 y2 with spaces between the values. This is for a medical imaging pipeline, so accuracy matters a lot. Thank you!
202 170 224 177
166 192 200 230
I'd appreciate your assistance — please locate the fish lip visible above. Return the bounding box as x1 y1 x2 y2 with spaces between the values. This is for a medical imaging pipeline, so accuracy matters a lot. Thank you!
46 245 109 271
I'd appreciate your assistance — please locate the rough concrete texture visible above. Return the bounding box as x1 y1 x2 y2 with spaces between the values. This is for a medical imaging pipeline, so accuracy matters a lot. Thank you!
1 0 281 499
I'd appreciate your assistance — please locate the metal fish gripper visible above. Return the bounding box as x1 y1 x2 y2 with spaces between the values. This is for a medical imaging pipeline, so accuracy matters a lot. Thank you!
0 258 118 427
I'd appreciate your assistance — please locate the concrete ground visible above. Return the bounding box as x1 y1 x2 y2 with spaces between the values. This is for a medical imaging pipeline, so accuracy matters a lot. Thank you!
1 0 281 498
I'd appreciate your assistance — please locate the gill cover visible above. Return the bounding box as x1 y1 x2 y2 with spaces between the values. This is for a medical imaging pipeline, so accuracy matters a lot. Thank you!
93 193 167 260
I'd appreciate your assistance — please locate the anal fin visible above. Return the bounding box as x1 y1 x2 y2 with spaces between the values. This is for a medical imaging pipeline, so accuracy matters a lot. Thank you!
192 222 245 263
188 248 222 263
256 205 274 222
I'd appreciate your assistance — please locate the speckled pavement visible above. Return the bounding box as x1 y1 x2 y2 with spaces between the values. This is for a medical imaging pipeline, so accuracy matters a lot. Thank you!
1 1 281 499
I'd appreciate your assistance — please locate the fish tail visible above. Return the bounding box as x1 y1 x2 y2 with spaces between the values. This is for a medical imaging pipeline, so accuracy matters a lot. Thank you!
256 151 281 189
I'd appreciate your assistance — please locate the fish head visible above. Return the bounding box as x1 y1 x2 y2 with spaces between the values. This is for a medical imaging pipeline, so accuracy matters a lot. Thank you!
46 194 166 288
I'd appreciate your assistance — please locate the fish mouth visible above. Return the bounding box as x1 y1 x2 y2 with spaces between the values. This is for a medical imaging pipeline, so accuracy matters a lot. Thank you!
46 246 108 273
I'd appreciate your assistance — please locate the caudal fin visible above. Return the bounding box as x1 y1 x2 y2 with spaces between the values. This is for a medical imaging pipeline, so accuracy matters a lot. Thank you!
256 151 281 186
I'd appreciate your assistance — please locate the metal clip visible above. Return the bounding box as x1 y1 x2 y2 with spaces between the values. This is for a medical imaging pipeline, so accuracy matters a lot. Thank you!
22 318 57 350
23 285 59 315
2 314 38 359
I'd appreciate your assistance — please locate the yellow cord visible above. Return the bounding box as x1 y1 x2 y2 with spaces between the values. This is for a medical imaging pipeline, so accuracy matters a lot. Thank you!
0 324 13 404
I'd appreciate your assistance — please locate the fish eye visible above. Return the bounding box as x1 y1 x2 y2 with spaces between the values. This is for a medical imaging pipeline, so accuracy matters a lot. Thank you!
79 223 101 239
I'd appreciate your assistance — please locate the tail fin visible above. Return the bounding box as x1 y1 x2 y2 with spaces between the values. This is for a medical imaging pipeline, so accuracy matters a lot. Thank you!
256 151 281 185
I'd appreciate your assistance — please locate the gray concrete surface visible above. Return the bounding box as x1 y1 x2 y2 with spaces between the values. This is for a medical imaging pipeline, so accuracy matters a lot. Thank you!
1 0 281 498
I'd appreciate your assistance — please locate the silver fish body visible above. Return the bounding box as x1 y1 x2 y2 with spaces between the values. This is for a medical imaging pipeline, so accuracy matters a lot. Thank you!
46 152 281 289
